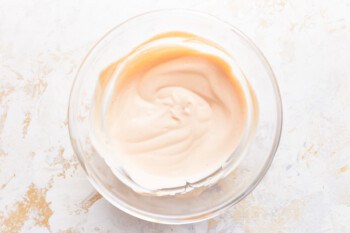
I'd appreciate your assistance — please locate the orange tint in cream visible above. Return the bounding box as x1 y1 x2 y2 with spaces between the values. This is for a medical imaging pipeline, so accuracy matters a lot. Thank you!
91 32 248 192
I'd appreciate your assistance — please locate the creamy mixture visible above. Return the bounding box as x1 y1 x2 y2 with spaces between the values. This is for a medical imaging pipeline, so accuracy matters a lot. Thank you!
91 32 248 191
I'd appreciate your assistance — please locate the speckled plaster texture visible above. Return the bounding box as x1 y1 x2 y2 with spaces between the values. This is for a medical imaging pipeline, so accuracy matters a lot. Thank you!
0 0 349 232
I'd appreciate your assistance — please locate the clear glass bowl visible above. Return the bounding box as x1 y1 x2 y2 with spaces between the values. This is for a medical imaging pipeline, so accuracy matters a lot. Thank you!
68 9 282 224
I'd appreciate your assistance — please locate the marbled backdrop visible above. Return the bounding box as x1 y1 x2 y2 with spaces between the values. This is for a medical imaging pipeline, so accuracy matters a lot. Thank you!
0 0 350 232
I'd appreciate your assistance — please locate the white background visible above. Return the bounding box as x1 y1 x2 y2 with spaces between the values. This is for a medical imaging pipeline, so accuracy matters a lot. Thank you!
0 0 350 232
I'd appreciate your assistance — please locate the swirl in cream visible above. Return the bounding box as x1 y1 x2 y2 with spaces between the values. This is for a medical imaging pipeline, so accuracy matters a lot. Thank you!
91 32 248 192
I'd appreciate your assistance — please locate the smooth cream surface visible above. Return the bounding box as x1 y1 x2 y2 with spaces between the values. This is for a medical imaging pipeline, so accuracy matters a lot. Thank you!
91 33 247 191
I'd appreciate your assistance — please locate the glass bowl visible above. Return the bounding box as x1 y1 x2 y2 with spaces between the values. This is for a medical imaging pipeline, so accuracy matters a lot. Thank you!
68 9 282 224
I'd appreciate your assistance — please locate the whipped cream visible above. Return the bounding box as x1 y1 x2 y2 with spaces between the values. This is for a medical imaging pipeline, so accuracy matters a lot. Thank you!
91 32 248 193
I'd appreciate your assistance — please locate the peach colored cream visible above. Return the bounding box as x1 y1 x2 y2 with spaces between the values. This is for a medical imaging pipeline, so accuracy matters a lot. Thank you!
91 32 247 191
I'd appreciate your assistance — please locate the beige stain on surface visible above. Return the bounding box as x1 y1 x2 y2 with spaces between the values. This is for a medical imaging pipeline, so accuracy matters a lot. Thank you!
58 148 78 179
271 0 286 7
208 218 219 229
339 165 349 174
23 63 51 98
0 148 8 157
0 183 53 233
231 198 303 233
0 86 15 104
22 112 31 138
58 227 81 233
24 79 48 98
258 0 287 13
63 119 68 126
47 146 79 179
231 204 265 220
208 218 220 230
289 23 297 32
0 107 8 135
259 19 271 28
59 146 65 156
0 174 15 190
300 144 319 160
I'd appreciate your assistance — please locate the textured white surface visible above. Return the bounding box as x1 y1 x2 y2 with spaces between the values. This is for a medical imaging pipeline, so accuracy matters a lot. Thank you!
0 0 350 232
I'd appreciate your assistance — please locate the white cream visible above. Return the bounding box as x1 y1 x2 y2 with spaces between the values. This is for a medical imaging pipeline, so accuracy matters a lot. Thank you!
91 32 248 192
